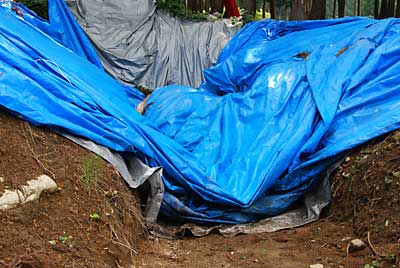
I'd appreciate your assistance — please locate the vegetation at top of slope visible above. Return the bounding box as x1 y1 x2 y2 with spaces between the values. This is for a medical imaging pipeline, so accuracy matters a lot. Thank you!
18 0 48 19
156 0 210 20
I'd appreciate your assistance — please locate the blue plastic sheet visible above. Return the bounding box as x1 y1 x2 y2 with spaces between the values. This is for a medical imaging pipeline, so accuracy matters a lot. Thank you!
0 1 399 224
16 0 103 68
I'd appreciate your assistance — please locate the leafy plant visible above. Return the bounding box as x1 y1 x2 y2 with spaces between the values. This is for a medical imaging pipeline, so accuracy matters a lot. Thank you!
59 234 72 243
364 254 398 268
89 213 100 221
364 260 383 268
157 0 187 17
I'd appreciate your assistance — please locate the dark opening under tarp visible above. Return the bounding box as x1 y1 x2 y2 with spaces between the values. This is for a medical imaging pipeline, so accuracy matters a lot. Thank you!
0 0 399 226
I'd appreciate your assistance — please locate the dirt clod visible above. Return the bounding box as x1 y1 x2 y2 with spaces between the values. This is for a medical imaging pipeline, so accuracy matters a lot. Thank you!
10 253 53 268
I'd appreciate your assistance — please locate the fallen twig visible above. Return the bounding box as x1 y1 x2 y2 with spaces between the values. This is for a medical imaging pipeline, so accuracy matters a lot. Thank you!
111 239 138 254
367 231 384 257
114 259 123 268
22 122 56 180
346 242 350 268
386 155 400 163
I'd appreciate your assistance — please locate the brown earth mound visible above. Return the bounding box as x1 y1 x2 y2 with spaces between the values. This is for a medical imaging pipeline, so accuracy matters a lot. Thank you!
0 111 143 267
330 130 400 246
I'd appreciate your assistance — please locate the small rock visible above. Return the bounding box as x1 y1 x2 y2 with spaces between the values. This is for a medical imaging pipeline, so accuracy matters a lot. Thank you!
342 172 351 179
0 175 58 210
0 177 4 183
341 236 352 242
335 244 342 249
392 171 400 178
385 177 393 184
310 264 324 268
348 239 367 252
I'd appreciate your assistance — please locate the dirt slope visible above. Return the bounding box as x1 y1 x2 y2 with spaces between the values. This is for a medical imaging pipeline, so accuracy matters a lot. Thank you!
0 111 143 268
331 130 400 243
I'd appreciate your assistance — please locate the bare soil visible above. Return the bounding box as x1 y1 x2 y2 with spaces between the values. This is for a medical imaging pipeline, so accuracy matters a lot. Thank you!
1 110 399 268
330 131 400 244
0 111 143 268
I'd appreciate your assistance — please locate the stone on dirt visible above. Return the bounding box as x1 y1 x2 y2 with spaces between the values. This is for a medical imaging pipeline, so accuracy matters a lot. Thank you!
310 264 324 268
348 239 367 252
0 174 58 210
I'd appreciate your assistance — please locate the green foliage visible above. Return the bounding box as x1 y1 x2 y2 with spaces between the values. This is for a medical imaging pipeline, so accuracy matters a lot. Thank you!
157 0 187 17
386 254 396 263
239 7 254 23
255 9 271 20
18 0 48 19
80 153 104 186
59 234 72 243
364 260 381 268
364 257 397 268
156 0 208 20
89 213 101 221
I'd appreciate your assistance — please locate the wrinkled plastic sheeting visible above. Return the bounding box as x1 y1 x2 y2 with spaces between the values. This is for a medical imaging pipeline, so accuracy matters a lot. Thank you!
0 0 399 228
66 135 335 237
143 17 400 224
147 158 338 238
66 0 239 89
15 0 102 68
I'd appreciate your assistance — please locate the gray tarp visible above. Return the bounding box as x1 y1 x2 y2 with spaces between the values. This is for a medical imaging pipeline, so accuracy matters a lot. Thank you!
67 0 238 89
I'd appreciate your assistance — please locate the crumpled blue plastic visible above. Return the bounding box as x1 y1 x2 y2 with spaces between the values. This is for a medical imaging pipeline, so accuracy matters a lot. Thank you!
16 0 103 68
0 0 399 224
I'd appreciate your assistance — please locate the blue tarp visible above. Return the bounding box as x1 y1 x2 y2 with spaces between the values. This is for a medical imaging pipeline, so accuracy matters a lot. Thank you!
16 0 103 68
0 1 399 224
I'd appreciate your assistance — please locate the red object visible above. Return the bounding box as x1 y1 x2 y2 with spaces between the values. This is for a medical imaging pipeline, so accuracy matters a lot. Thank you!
224 0 240 17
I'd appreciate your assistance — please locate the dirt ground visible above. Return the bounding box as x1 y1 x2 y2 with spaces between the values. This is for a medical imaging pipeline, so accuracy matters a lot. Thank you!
137 220 362 268
0 111 143 268
0 110 399 268
330 131 400 243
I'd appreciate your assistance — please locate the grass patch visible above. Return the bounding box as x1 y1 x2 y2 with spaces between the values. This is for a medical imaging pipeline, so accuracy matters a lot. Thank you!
80 153 104 187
